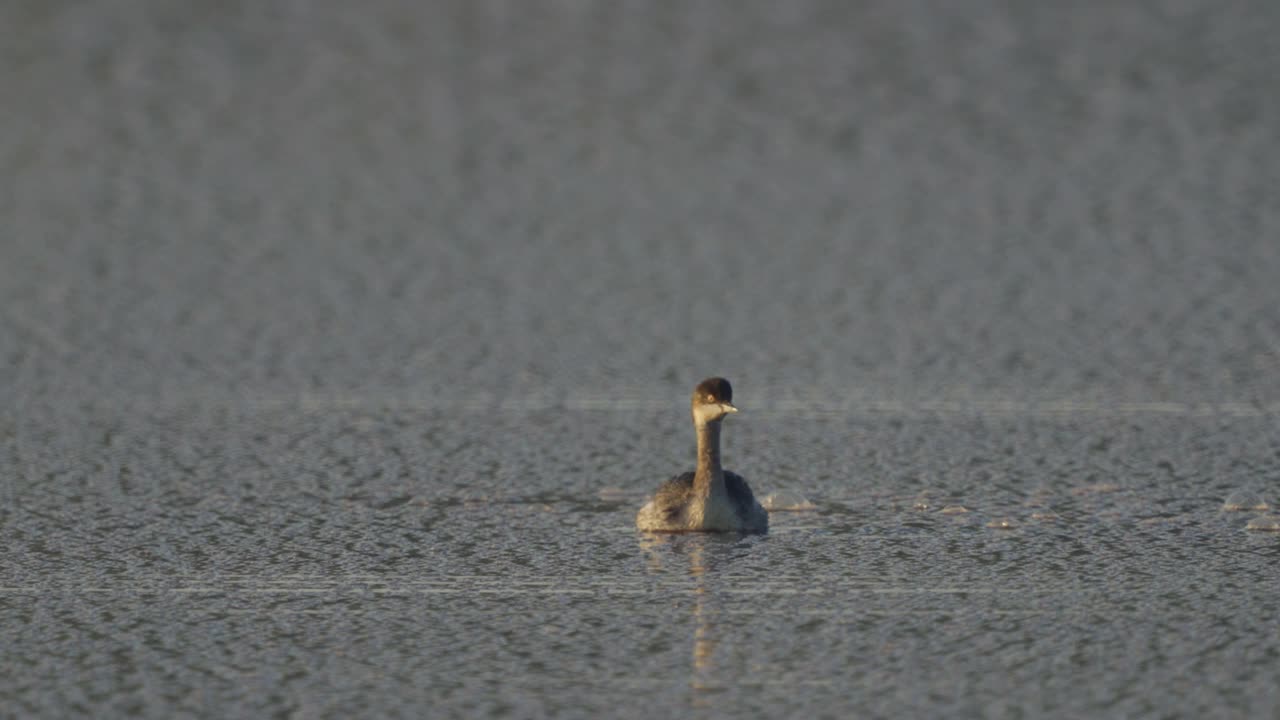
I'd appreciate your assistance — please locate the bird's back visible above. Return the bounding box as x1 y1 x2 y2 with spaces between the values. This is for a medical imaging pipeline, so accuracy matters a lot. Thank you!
649 471 696 524
724 471 763 518
637 470 767 532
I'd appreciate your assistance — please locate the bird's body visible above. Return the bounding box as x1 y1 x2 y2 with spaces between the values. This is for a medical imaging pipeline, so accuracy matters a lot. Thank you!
636 377 768 533
636 470 768 532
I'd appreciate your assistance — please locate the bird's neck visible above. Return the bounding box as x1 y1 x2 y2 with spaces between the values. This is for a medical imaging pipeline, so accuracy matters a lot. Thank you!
693 420 724 497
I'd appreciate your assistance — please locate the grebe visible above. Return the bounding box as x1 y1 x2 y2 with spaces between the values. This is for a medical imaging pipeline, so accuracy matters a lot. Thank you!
636 377 769 533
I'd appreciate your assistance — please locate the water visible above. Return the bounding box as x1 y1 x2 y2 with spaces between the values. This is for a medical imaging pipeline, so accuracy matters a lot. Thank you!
5 406 1279 717
4 1 1280 717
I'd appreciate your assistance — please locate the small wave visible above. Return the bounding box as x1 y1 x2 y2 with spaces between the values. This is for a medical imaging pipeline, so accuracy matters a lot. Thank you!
1245 515 1280 532
1222 490 1270 512
761 491 817 512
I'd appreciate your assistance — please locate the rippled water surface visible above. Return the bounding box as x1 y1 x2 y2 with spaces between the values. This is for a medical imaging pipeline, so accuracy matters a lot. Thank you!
4 0 1280 717
5 406 1280 718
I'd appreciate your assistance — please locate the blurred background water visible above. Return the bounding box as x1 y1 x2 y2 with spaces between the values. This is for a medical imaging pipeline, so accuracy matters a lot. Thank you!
2 1 1280 718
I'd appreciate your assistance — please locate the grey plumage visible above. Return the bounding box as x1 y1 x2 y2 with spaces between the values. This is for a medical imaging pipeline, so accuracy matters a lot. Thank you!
649 470 761 525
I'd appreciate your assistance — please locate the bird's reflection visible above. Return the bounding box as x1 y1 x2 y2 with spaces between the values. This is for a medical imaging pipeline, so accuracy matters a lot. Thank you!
688 542 717 705
639 533 759 706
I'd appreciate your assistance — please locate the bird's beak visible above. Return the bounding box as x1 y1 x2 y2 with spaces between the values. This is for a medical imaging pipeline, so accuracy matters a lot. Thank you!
720 403 739 414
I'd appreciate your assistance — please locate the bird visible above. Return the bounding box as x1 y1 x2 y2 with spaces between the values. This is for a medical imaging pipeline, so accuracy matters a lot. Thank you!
636 377 768 532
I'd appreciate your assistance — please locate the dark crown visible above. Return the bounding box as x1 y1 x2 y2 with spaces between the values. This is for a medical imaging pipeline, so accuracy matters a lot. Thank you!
692 377 733 404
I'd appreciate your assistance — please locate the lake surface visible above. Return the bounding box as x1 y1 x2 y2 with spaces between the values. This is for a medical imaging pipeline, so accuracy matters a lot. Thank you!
5 405 1279 717
3 1 1280 718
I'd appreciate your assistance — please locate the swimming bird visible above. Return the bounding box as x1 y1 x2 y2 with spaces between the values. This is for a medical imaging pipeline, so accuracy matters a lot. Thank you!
636 377 768 532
